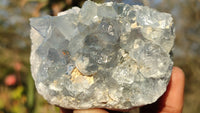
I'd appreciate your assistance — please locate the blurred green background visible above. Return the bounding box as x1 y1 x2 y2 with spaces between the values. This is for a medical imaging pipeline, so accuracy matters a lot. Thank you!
0 0 199 113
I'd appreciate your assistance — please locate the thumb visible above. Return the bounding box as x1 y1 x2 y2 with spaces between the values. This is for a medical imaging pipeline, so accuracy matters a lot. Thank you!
159 67 185 113
140 67 185 113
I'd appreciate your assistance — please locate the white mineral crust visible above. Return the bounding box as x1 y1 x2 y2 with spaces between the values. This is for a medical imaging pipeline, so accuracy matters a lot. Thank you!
30 0 175 109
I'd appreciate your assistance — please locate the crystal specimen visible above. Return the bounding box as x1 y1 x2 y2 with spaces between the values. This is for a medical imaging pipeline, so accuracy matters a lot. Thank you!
30 0 175 110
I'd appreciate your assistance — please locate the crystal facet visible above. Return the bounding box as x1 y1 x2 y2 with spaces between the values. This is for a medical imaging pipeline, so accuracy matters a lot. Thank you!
30 0 175 109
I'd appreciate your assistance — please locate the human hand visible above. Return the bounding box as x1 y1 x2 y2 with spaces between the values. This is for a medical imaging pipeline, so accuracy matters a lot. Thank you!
140 67 185 113
60 67 185 113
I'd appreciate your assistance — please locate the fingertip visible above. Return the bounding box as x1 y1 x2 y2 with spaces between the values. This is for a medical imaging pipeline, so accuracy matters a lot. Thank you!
172 66 185 82
139 67 185 113
160 66 185 112
170 67 185 94
74 109 109 113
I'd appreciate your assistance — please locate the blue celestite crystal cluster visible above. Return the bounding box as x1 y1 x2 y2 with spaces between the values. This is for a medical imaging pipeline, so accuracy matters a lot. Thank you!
30 0 175 109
